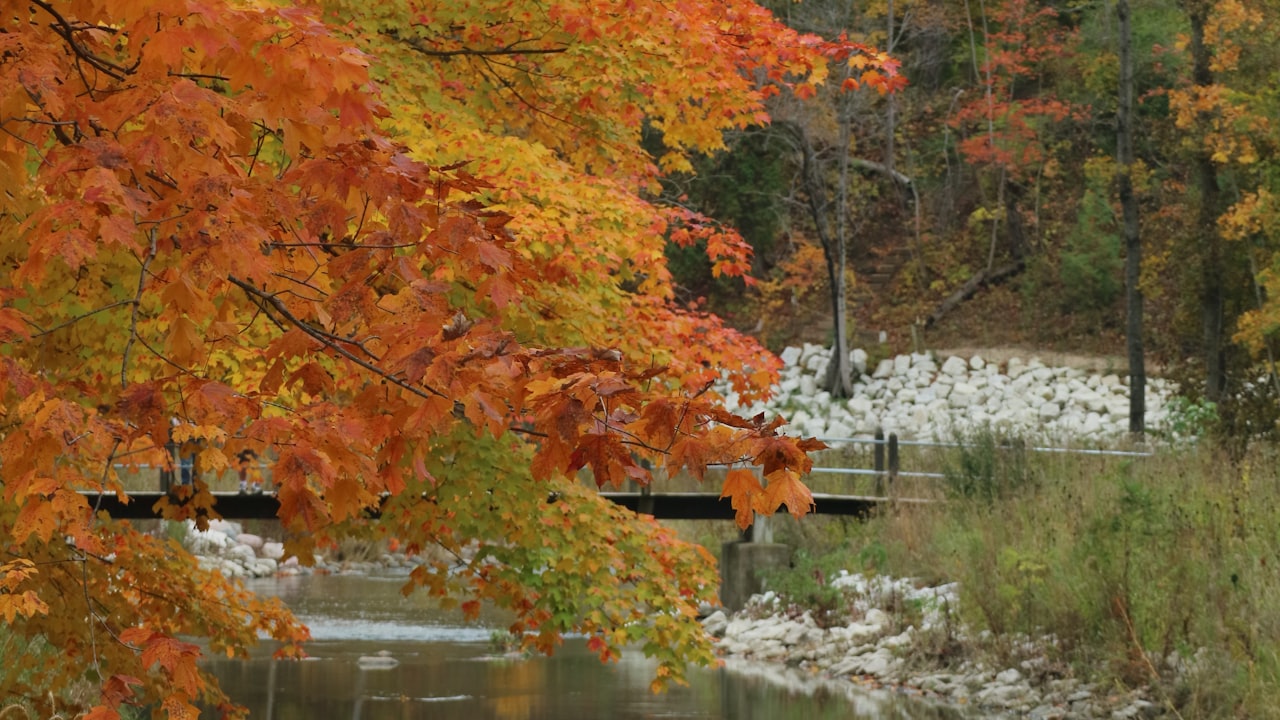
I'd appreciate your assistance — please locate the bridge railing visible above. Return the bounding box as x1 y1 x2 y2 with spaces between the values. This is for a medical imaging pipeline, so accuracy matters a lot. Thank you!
112 429 1153 503
802 429 1153 499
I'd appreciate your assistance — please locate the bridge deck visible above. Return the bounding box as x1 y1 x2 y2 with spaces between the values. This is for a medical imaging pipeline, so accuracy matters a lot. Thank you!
81 491 922 521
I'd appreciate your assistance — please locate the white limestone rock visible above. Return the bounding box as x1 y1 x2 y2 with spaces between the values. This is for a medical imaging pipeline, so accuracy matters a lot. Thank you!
777 377 801 396
800 343 825 365
799 375 818 397
702 610 729 637
826 420 854 439
893 354 912 375
949 383 979 408
206 519 243 537
848 397 875 415
779 346 803 367
225 543 256 565
941 355 969 377
851 348 868 375
912 353 937 373
1030 384 1055 402
1006 357 1026 378
187 529 229 555
872 358 895 379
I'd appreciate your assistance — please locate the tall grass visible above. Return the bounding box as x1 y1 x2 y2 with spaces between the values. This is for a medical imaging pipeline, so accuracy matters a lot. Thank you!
779 434 1280 717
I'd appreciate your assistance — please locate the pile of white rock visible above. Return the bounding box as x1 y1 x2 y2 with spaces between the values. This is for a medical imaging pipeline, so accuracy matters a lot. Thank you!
183 519 422 577
186 519 289 578
704 573 1159 719
722 344 1179 443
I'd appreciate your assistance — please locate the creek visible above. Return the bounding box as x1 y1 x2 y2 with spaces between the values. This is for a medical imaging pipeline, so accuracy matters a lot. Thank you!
201 573 963 719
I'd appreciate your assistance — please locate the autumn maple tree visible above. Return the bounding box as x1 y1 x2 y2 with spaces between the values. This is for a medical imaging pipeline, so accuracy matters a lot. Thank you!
0 0 895 716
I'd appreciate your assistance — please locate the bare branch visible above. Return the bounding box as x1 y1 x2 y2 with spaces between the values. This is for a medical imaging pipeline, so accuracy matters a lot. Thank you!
28 299 136 338
31 0 133 81
384 30 569 58
228 276 450 402
120 230 157 388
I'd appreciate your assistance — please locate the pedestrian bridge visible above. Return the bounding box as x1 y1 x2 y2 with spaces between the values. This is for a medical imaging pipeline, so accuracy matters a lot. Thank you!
80 490 922 521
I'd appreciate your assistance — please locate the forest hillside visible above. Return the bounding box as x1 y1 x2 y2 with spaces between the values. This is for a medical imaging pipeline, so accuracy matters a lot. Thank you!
664 0 1280 438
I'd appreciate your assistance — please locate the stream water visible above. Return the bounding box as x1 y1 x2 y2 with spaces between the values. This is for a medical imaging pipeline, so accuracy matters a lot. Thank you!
202 574 964 719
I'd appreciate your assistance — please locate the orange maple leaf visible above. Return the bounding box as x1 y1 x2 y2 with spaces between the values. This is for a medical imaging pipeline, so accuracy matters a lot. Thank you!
756 469 815 520
719 468 763 530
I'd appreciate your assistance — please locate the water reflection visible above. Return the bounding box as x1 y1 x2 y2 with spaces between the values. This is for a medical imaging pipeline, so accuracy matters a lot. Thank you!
202 575 963 720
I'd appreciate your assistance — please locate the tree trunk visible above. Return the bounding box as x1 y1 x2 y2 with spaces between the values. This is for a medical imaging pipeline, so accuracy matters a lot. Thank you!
1004 181 1028 261
794 125 853 398
1186 0 1226 402
924 260 1024 327
828 95 855 399
1117 0 1145 436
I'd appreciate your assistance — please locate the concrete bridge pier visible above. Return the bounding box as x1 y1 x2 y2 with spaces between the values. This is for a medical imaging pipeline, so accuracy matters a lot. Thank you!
719 515 792 612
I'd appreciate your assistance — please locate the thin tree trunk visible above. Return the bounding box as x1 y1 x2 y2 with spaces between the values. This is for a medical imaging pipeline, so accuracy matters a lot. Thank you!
795 126 852 398
1117 0 1145 436
826 93 855 398
1184 2 1226 401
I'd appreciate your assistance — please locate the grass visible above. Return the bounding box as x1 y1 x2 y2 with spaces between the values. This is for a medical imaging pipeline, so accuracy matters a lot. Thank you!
761 433 1280 718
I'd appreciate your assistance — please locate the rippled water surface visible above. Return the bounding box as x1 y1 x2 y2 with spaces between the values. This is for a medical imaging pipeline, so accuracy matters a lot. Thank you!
202 574 962 719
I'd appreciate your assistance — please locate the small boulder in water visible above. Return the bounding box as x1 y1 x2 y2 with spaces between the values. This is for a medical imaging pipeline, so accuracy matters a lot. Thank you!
357 650 399 670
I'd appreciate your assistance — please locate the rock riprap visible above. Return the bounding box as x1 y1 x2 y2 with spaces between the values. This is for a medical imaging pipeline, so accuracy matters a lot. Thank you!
182 519 418 578
706 575 1162 719
722 345 1176 442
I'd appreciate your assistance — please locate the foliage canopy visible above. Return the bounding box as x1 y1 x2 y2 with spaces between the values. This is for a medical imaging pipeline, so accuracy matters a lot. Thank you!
0 0 896 715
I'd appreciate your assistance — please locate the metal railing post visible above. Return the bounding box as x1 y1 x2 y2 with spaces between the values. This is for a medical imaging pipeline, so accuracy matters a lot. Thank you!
888 433 900 492
873 427 886 496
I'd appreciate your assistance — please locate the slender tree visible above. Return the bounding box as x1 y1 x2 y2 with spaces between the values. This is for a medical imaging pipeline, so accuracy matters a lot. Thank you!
1117 0 1145 435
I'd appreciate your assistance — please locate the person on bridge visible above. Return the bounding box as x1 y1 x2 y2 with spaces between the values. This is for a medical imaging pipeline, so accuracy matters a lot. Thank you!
237 449 262 494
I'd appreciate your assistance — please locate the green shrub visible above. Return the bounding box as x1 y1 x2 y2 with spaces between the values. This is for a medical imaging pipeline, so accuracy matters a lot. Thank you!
940 428 1035 504
818 442 1280 715
760 549 855 628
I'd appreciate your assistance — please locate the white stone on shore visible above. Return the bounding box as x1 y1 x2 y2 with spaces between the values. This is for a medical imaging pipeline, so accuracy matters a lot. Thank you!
751 345 1180 442
851 348 868 375
225 543 256 565
711 571 1160 720
941 355 968 377
872 358 894 379
187 529 230 555
799 375 818 397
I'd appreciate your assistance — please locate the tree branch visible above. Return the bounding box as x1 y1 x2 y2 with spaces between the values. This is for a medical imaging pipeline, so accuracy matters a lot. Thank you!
120 230 157 388
31 0 134 81
384 30 569 58
228 276 450 402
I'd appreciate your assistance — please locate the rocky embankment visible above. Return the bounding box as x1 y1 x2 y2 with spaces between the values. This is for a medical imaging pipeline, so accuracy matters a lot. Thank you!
722 345 1178 443
711 349 1181 717
184 519 418 578
705 576 1163 720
